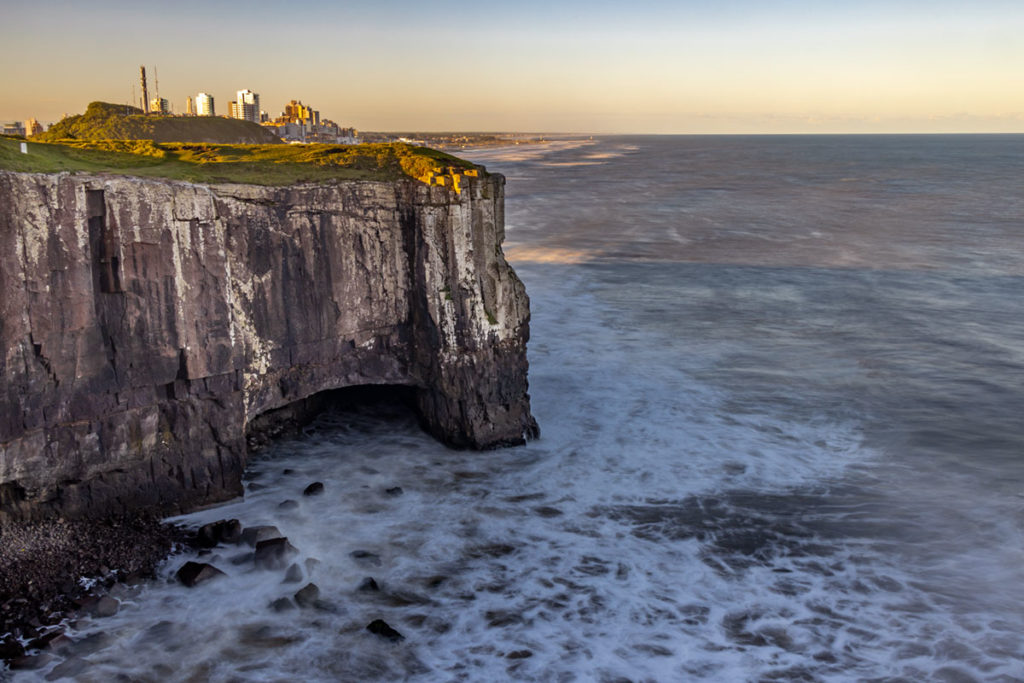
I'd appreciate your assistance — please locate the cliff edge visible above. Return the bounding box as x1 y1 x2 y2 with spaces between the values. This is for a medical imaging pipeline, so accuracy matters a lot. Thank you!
0 168 537 523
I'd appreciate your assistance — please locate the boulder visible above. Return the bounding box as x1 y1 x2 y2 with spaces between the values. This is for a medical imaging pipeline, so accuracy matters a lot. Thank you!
175 561 226 587
294 583 320 608
303 482 325 497
197 519 242 547
254 538 298 571
366 619 404 642
241 526 283 547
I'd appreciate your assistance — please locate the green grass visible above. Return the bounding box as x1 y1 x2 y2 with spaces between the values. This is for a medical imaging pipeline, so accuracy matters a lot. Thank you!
0 136 483 186
34 101 281 145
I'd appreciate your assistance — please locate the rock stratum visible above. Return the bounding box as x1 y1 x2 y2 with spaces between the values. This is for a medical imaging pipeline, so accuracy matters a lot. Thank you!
0 170 537 523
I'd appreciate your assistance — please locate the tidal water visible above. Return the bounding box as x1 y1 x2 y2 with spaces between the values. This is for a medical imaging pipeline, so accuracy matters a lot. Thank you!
13 135 1024 682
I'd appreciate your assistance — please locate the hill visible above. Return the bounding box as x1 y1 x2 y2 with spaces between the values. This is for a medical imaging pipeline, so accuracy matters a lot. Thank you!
34 102 282 145
0 137 482 187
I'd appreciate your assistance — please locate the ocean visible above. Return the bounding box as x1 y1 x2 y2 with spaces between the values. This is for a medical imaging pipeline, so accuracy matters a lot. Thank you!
15 135 1024 681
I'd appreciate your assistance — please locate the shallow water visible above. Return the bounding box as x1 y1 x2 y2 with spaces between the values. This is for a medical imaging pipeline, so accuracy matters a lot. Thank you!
11 135 1024 681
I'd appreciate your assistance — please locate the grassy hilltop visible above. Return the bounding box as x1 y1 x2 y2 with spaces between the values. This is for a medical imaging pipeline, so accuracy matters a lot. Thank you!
0 136 481 186
34 102 282 145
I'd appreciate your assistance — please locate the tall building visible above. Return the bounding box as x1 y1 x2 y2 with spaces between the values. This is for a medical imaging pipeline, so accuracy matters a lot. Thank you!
185 96 194 116
227 101 238 119
150 97 170 114
24 118 43 136
234 89 260 123
196 92 215 116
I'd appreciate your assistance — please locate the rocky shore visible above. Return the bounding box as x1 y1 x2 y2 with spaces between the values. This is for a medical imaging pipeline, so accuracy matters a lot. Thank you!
0 516 187 670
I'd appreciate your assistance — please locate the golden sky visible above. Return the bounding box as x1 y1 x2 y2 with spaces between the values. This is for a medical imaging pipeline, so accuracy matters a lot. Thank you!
1 0 1022 133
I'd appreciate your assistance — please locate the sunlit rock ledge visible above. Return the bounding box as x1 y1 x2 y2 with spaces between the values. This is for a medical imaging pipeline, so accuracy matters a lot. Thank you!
0 170 537 523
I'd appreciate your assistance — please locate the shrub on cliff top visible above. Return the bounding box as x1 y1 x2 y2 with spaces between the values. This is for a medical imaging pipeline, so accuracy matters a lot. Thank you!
0 136 483 186
35 101 282 145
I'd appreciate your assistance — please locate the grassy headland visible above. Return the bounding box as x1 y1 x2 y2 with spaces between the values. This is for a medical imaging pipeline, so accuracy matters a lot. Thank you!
0 136 482 186
34 101 282 145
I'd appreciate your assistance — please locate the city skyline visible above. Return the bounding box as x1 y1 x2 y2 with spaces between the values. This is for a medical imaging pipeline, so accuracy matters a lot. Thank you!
1 0 1023 134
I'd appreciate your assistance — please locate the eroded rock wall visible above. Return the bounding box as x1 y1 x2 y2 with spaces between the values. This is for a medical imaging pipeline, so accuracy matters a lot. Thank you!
0 171 536 522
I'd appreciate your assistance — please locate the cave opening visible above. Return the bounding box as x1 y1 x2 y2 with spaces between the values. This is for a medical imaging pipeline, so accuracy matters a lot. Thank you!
244 384 419 453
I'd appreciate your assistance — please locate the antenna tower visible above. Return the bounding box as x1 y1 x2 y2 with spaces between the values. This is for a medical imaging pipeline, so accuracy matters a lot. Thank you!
140 66 149 114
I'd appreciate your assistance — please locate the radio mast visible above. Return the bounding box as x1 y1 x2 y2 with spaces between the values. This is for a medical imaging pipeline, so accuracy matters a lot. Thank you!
140 66 149 113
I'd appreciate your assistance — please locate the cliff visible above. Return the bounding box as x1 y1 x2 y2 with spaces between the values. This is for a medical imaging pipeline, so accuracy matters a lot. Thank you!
0 170 537 523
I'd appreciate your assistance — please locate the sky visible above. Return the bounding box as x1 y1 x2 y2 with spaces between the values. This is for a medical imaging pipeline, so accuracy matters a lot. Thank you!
1 0 1023 134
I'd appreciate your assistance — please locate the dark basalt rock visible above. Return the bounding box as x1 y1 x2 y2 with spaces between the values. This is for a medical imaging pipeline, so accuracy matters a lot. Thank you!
241 526 282 547
294 583 320 608
358 577 380 592
366 619 404 642
384 486 404 496
283 563 303 583
350 550 382 566
254 538 298 571
278 499 300 511
196 519 242 547
303 482 324 497
94 595 119 618
0 172 536 524
269 597 295 612
175 561 226 587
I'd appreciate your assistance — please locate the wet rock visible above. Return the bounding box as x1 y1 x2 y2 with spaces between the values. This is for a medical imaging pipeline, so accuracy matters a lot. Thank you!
197 519 242 547
533 506 563 518
9 652 56 670
283 563 304 584
0 635 25 659
278 499 300 511
45 655 88 681
384 486 404 496
366 619 404 642
282 468 295 475
294 583 320 608
229 551 255 566
254 538 298 571
303 482 325 497
270 597 296 612
507 650 533 659
94 595 119 618
350 550 382 566
176 561 226 587
241 525 283 547
305 557 321 576
358 577 380 592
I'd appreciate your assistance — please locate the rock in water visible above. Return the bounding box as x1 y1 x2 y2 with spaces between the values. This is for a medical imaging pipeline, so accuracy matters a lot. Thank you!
358 577 380 592
254 538 298 570
196 519 242 547
283 563 304 583
175 562 226 587
366 619 404 642
303 482 324 497
241 526 283 547
294 583 320 608
94 596 119 618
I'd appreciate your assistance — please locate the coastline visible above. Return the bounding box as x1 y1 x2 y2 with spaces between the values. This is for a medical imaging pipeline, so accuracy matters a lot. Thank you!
0 516 187 670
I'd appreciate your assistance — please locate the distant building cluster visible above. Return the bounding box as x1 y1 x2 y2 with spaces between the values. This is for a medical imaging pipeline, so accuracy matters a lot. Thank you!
2 66 360 145
2 118 43 137
261 99 357 144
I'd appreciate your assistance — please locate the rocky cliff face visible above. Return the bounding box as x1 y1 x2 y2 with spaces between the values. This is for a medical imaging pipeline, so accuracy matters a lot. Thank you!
0 170 537 523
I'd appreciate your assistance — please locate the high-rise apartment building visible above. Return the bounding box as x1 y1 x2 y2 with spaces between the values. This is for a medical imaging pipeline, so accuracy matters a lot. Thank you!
24 118 43 136
234 89 260 123
150 97 170 114
185 96 194 116
196 93 215 116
